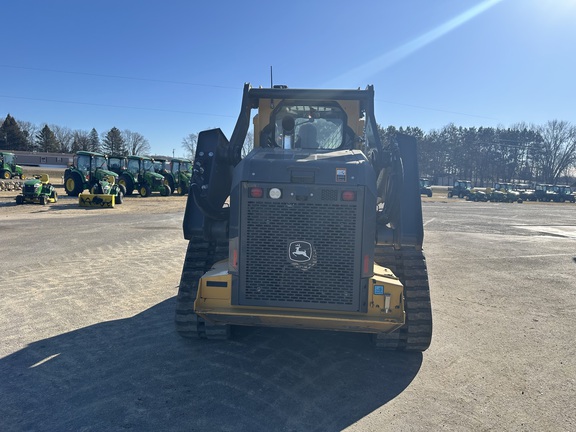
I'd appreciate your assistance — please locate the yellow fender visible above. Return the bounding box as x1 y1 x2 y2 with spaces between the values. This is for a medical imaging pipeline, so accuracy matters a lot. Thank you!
79 193 115 208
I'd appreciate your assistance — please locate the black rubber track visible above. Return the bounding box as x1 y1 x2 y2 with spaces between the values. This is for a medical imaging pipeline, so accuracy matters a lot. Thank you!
175 236 229 339
373 246 433 351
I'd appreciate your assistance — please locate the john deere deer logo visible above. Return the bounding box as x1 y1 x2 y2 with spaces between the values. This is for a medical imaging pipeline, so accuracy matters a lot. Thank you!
289 241 312 262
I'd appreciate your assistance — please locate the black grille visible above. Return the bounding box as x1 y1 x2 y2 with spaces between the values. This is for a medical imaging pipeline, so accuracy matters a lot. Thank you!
240 191 362 311
321 189 338 201
24 185 37 194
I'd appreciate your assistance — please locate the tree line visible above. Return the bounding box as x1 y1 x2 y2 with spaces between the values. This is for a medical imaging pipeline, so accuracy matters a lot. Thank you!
3 113 575 185
0 114 151 156
183 121 576 185
379 120 576 185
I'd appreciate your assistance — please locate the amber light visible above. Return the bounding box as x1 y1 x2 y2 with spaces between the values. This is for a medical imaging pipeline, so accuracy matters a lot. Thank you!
341 191 356 201
249 187 264 198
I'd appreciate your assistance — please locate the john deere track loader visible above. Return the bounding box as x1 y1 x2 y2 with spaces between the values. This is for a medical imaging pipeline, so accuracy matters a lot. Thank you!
176 84 432 351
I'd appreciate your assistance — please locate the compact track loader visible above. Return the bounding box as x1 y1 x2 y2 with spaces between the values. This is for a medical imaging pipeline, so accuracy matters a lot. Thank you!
176 84 432 351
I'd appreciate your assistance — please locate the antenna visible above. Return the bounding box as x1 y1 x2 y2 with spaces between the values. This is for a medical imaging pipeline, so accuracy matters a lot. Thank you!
270 66 273 88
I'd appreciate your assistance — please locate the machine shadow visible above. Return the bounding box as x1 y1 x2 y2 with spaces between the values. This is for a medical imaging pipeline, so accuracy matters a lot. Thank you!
0 298 422 432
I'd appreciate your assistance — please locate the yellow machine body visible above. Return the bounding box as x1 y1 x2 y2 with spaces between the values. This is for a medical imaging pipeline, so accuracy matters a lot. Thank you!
194 260 405 334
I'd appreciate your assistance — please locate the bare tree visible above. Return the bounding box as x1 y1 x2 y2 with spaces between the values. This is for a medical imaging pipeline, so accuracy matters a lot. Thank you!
122 129 150 155
72 129 91 152
16 120 38 151
242 131 254 158
536 120 576 183
180 130 252 160
50 125 74 153
182 133 198 159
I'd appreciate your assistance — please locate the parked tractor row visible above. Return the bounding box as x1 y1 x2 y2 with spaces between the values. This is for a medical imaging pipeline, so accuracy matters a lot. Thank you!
64 151 192 198
445 179 576 203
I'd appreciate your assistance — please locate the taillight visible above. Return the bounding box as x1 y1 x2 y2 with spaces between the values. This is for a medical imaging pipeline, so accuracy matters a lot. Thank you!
229 238 239 272
341 191 356 201
249 187 264 198
363 254 372 277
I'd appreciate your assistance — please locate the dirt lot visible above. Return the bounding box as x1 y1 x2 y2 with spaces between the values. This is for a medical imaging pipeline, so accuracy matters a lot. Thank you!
0 173 575 431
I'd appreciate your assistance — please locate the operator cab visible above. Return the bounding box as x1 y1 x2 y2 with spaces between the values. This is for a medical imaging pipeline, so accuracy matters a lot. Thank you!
261 102 358 151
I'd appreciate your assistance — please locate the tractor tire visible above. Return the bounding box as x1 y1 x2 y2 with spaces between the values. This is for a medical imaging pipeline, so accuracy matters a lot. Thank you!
52 191 58 203
65 173 84 196
118 183 127 196
119 175 134 195
373 246 433 352
179 183 188 195
160 185 171 196
16 195 23 205
447 191 453 198
166 177 175 195
140 184 151 197
39 196 47 206
116 191 124 204
1 170 10 179
175 236 230 340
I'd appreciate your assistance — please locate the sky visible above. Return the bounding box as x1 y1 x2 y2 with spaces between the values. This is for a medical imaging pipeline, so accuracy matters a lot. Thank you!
1 0 575 158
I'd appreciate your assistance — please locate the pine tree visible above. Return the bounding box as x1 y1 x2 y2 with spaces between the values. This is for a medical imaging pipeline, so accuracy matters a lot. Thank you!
35 125 59 152
0 114 28 150
88 128 100 152
101 127 126 155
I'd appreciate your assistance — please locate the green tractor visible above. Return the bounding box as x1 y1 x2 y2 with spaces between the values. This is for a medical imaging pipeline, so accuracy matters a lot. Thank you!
107 155 127 176
171 158 192 195
15 174 57 205
533 184 556 202
487 182 522 203
64 151 123 196
551 185 576 203
154 157 192 195
447 180 472 198
152 157 173 190
0 151 24 179
90 175 124 203
118 155 171 197
419 178 432 197
465 188 488 202
78 174 125 207
514 183 536 202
